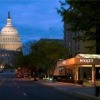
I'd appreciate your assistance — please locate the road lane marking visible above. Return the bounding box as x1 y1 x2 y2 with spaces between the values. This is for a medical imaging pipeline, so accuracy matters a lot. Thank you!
23 92 27 96
18 86 19 88
0 79 5 86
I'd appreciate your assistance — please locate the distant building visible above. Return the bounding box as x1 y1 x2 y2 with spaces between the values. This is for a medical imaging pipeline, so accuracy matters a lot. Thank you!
0 12 21 67
64 24 97 57
39 38 64 45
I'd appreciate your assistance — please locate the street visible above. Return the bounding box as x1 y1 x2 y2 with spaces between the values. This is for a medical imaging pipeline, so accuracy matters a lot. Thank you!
0 70 91 100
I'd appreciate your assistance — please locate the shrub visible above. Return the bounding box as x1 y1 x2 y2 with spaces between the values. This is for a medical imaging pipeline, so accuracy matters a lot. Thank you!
76 80 83 85
56 78 74 83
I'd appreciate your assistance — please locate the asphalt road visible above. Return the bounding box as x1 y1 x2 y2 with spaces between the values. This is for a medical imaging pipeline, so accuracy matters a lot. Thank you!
0 70 91 100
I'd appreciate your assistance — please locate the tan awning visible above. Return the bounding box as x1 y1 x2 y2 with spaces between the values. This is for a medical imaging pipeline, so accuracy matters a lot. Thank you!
64 54 100 67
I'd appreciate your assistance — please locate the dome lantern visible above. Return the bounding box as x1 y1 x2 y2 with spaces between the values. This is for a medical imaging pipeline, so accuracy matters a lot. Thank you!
8 12 11 18
6 12 12 26
0 12 18 36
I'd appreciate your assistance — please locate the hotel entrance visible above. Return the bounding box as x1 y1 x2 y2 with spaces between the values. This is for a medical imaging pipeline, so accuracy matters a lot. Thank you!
63 54 100 86
96 67 100 79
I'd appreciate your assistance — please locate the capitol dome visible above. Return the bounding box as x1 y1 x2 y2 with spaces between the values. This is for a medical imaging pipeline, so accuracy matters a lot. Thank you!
1 26 18 36
0 12 21 51
0 12 21 67
0 12 18 36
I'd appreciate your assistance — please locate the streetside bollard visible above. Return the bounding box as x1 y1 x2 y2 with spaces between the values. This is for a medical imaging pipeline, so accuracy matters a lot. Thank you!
34 77 37 81
29 75 31 80
95 86 100 97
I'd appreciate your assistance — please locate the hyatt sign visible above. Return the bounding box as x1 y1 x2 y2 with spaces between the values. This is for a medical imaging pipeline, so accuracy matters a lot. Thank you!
80 59 94 63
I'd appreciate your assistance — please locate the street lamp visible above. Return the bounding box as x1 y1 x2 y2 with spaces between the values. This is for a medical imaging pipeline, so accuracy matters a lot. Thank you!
0 65 4 69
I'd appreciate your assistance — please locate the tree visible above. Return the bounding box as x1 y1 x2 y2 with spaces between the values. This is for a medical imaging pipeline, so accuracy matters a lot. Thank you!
15 40 69 77
30 40 69 77
58 0 100 41
22 41 36 55
16 41 37 68
15 41 35 69
15 50 24 68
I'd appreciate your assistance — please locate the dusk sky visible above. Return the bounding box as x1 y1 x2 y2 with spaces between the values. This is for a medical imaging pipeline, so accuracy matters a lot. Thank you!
0 0 67 43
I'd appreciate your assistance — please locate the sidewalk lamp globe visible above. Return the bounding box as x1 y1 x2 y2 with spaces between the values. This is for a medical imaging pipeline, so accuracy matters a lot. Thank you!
62 60 66 65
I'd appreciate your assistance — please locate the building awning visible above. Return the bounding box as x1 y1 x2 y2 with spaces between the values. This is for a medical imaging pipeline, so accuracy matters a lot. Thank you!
64 54 100 67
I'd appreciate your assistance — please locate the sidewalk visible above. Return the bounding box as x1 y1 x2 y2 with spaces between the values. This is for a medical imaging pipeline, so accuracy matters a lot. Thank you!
36 79 100 100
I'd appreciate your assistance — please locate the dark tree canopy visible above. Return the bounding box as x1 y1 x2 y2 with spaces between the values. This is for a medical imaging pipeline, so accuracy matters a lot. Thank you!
15 40 69 75
58 0 100 41
30 40 69 71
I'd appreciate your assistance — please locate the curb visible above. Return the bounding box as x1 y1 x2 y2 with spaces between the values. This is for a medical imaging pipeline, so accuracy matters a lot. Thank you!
36 81 100 100
36 82 93 100
74 92 100 100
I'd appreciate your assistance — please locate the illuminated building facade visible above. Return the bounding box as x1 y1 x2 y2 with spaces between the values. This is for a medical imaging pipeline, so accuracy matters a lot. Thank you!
0 12 21 67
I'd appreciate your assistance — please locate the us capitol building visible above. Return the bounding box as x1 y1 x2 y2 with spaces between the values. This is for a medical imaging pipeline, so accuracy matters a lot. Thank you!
0 12 21 67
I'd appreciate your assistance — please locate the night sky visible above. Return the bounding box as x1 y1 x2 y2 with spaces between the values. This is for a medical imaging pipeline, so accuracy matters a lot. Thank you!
0 0 67 43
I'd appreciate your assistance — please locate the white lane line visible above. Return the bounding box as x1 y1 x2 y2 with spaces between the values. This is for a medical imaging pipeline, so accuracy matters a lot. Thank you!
23 92 27 96
0 79 5 86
